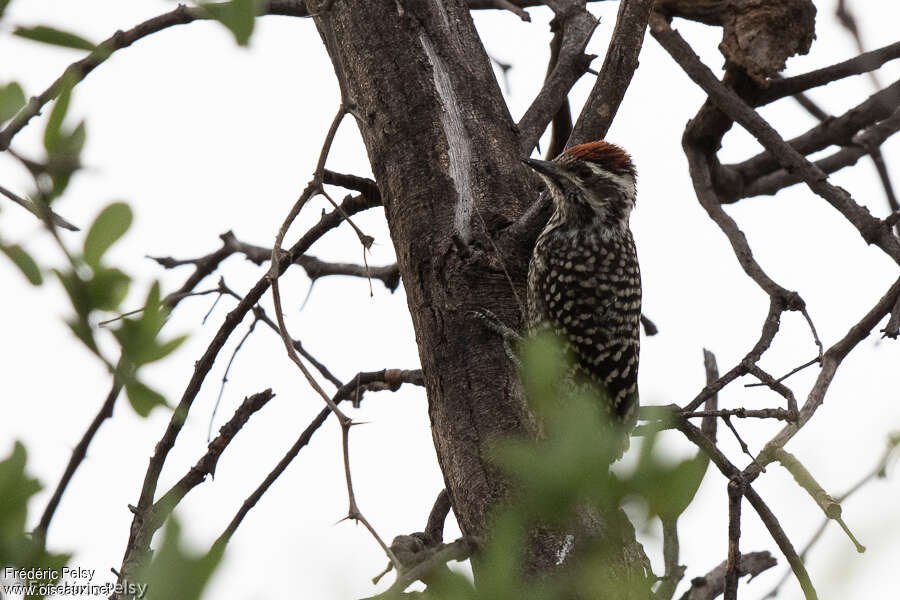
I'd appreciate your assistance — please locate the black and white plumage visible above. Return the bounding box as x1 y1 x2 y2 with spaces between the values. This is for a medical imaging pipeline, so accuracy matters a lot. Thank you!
524 141 642 430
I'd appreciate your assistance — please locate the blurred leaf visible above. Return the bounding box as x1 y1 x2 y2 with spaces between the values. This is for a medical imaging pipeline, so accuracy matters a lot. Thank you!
0 442 41 545
0 443 72 574
13 25 96 51
42 76 85 200
140 280 165 334
115 282 185 367
142 334 188 364
419 567 478 599
518 330 569 418
87 266 131 311
140 519 224 600
626 432 709 521
83 202 133 268
64 318 98 354
1 243 42 285
0 81 26 123
0 443 71 600
492 392 621 523
0 0 10 20
125 379 168 417
43 82 72 154
52 119 86 157
198 0 260 46
55 268 90 316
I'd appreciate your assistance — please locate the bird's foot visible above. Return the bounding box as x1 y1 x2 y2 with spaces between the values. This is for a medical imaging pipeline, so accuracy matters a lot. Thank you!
469 308 523 369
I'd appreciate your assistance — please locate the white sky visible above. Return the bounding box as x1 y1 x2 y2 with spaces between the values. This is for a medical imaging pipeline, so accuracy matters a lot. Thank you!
1 1 899 599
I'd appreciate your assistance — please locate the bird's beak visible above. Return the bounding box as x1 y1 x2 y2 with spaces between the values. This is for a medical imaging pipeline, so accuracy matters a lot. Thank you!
521 157 562 179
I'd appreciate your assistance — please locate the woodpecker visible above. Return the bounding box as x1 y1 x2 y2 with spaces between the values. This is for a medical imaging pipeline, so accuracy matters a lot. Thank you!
524 141 641 435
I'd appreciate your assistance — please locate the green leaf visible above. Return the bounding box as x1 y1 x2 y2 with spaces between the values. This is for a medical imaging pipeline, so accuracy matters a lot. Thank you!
43 81 72 155
0 442 72 579
54 268 90 316
87 266 131 311
83 202 132 268
1 244 42 285
55 119 86 157
199 0 260 46
125 380 168 417
142 334 188 364
13 25 96 51
65 318 98 354
0 442 41 543
0 81 26 123
140 281 164 332
0 0 11 21
141 519 224 600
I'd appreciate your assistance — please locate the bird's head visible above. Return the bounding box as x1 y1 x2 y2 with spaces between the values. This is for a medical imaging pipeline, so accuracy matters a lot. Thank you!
523 141 637 227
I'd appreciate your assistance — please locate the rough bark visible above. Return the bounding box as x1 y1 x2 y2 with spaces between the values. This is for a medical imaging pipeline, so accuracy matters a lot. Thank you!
310 0 648 589
655 0 816 84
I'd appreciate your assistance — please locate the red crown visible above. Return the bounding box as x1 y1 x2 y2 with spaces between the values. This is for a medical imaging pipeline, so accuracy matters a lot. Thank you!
563 141 635 176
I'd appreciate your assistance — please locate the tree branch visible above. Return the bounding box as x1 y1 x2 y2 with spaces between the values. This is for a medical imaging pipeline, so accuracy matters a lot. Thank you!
678 551 776 600
757 41 900 105
723 79 900 197
651 14 900 264
742 106 900 199
518 2 598 154
568 0 654 145
212 369 423 551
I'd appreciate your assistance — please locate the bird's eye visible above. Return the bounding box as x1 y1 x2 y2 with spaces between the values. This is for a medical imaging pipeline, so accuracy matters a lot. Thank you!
575 166 594 180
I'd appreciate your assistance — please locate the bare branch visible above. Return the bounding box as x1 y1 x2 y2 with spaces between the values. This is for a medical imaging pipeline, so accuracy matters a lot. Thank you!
0 182 79 230
568 0 654 145
724 477 743 600
150 390 275 531
425 489 453 544
469 0 614 8
757 40 900 105
678 551 776 600
741 106 900 199
213 369 423 551
482 0 532 21
673 414 818 600
684 298 785 413
728 80 900 188
364 537 477 599
762 435 900 598
34 380 120 543
651 15 900 265
681 407 793 422
208 316 260 441
116 185 379 585
518 3 598 154
882 291 900 339
749 276 900 476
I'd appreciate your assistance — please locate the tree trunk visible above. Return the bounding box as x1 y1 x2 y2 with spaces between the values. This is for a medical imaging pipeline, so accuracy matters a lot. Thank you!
312 0 648 590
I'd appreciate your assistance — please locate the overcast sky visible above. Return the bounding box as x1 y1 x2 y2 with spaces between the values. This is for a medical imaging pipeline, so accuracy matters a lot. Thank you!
2 1 899 599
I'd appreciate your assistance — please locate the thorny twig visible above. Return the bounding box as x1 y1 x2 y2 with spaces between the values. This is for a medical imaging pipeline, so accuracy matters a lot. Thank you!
267 104 399 570
213 369 424 551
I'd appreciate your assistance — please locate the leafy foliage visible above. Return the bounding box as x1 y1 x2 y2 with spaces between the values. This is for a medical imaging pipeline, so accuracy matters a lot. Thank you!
1 242 42 284
404 332 709 599
139 519 224 600
0 443 71 596
0 81 26 122
41 76 85 200
50 202 185 416
198 0 260 46
83 202 133 268
13 25 96 51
